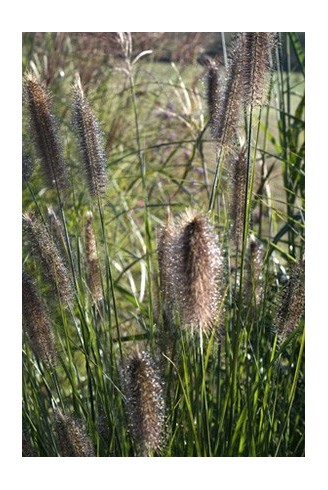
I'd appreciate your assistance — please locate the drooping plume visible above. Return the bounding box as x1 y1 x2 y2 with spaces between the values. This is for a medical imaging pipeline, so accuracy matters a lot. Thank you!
275 256 305 340
158 210 223 334
23 73 67 190
22 271 57 367
72 78 107 198
121 350 165 456
23 212 72 306
85 211 103 303
54 411 95 457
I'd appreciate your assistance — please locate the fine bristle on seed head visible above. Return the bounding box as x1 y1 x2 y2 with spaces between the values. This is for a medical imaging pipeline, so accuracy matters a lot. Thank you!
84 211 103 303
121 350 165 456
229 147 248 246
54 410 95 457
23 73 67 190
275 256 305 341
241 32 276 108
158 209 223 335
23 212 73 306
22 270 57 367
72 78 107 199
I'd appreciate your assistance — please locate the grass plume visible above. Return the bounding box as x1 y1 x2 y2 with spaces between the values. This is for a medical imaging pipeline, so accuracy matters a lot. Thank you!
23 73 67 190
72 78 107 198
22 270 57 367
206 59 221 139
121 350 165 456
275 256 305 340
85 211 103 303
241 32 276 108
158 210 223 335
215 35 244 151
54 411 95 457
229 147 248 246
23 212 72 306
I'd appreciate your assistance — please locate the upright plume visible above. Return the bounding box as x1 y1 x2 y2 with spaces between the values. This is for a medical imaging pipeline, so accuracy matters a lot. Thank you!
72 77 107 198
158 210 223 335
23 73 67 190
22 270 57 367
23 212 73 306
121 350 165 456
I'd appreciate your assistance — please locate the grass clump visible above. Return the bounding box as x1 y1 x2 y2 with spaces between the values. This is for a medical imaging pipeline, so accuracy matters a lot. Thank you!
22 32 305 457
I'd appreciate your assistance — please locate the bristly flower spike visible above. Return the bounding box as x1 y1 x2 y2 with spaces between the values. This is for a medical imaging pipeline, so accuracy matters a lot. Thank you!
241 32 276 108
72 76 107 198
121 350 165 456
23 73 67 190
23 212 73 306
275 256 305 341
22 271 57 367
230 147 248 246
206 59 221 139
158 209 223 335
85 211 103 303
54 410 95 457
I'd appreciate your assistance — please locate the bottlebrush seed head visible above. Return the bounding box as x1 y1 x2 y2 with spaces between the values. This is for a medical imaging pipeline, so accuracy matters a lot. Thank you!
85 211 103 303
275 256 305 340
23 73 67 190
72 79 107 198
215 35 244 152
230 147 248 246
54 410 95 457
158 210 223 335
23 212 73 306
121 350 165 456
241 32 276 108
22 270 57 367
206 59 221 139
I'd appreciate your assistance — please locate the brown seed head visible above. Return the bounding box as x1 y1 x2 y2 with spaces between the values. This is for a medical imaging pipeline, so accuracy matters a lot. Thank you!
121 350 165 456
275 256 305 340
158 210 223 334
23 73 67 189
206 59 221 139
85 211 103 303
241 32 276 108
245 234 264 305
230 147 248 246
72 79 107 198
215 35 245 152
23 212 72 306
22 270 57 367
54 410 95 457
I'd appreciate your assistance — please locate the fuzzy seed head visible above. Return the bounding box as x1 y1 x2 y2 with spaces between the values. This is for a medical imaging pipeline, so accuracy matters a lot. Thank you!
72 80 107 198
158 210 223 334
54 411 95 457
23 212 72 306
22 270 57 367
275 256 305 340
47 207 68 267
215 36 244 152
121 350 165 456
245 234 264 305
241 32 276 108
85 211 103 303
206 59 221 139
23 73 67 189
230 147 248 246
